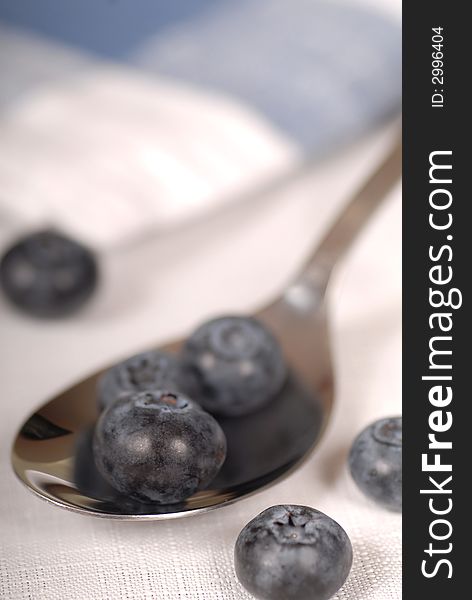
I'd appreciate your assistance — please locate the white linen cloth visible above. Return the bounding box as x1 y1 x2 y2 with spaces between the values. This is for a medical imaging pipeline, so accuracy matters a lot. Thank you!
0 122 401 598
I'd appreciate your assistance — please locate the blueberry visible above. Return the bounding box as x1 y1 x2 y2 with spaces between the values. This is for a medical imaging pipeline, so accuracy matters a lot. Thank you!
235 505 352 600
181 316 286 417
348 416 402 512
0 229 98 317
97 350 181 411
93 390 227 504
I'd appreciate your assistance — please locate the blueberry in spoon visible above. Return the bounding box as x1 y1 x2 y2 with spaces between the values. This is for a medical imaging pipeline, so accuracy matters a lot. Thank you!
93 390 227 504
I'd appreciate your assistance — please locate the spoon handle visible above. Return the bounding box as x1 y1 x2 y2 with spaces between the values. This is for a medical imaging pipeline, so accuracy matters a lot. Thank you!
303 134 402 286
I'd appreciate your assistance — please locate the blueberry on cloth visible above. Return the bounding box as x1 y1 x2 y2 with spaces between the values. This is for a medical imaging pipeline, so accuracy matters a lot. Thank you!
93 390 227 504
349 416 402 512
97 350 181 411
235 505 352 600
180 316 286 417
0 229 98 317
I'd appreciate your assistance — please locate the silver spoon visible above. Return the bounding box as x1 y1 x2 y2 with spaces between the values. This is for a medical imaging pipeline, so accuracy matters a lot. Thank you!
11 137 401 520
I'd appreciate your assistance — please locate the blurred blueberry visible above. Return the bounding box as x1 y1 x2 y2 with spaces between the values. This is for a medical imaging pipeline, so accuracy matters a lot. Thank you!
97 350 181 411
0 229 98 317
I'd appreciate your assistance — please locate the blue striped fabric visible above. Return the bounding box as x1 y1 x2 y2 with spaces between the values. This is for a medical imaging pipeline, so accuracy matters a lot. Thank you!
133 0 401 153
0 0 401 155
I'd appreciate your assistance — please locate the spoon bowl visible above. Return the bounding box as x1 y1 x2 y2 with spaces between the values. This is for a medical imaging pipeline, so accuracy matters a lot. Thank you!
11 138 401 519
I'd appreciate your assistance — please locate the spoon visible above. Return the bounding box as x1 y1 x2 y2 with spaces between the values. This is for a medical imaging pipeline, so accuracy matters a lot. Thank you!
11 137 401 520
